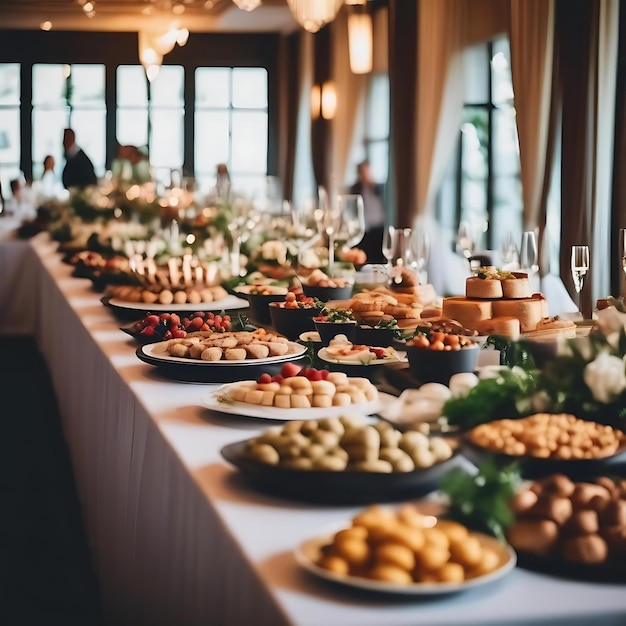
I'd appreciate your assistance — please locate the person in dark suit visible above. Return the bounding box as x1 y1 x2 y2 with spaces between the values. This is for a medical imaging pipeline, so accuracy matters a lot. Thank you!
61 128 97 189
349 160 387 264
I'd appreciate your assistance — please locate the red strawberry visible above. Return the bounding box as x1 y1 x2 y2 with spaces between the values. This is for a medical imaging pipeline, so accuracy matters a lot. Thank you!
320 369 330 380
145 315 160 326
307 369 322 381
172 329 186 339
271 374 284 384
140 325 155 337
258 373 272 384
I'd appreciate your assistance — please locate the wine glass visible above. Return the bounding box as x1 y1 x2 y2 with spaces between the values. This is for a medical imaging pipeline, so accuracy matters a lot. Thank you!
382 225 397 270
335 194 365 249
500 231 519 268
455 221 475 259
571 245 590 314
519 230 539 276
413 227 430 284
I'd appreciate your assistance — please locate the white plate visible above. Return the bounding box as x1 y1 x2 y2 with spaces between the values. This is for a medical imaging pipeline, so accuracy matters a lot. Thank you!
299 331 321 343
107 294 249 312
318 346 407 366
295 526 516 595
139 339 306 366
202 384 394 421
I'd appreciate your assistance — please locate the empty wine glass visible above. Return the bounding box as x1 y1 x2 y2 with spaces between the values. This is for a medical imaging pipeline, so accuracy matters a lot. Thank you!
382 225 397 270
500 231 519 268
519 230 539 276
456 221 475 259
335 194 365 249
571 244 590 314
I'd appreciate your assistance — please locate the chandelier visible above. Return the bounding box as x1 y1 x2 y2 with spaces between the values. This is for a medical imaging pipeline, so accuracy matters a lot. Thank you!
285 0 344 33
232 0 263 10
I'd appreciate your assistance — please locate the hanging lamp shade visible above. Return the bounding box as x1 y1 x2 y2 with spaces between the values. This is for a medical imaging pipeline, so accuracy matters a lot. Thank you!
286 0 343 33
347 12 373 74
232 0 262 11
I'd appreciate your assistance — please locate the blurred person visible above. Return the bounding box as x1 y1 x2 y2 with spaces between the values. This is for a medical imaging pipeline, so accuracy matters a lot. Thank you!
62 128 97 190
37 154 64 201
349 160 386 264
112 144 151 185
4 178 36 220
215 163 231 200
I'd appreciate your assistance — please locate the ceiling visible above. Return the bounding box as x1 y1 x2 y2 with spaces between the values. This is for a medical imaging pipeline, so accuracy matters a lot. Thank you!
0 0 299 34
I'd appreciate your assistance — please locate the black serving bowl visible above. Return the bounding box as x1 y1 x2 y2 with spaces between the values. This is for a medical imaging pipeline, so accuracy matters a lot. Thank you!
354 325 397 347
405 343 480 385
314 320 358 347
234 286 288 326
269 303 317 340
301 284 353 303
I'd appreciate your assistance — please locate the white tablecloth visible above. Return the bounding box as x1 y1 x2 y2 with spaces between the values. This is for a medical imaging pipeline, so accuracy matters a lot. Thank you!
2 232 626 626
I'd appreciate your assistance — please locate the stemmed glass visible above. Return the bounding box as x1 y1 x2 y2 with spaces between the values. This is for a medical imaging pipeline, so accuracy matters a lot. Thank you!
519 230 539 276
620 228 626 296
571 245 590 314
500 231 519 268
455 221 475 260
335 194 365 250
227 197 258 277
382 226 419 285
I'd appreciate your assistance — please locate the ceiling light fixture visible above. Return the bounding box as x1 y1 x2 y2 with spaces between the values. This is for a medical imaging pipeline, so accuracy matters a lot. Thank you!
346 2 372 74
138 23 189 82
232 0 263 11
286 0 343 33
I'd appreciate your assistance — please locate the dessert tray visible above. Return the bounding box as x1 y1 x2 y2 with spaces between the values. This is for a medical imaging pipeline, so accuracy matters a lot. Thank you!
220 438 462 504
136 342 307 383
202 385 393 421
295 526 516 593
104 294 248 314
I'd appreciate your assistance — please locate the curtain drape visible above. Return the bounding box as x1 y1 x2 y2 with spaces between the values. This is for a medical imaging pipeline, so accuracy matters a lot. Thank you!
279 33 302 202
558 0 619 316
329 11 367 192
414 0 467 220
509 0 555 233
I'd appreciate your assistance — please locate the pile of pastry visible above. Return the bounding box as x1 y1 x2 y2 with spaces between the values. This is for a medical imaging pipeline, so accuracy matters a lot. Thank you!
223 371 378 409
108 283 229 305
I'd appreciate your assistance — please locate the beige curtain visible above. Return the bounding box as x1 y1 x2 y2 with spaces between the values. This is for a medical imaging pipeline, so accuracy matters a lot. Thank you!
509 0 555 232
329 10 368 191
291 32 317 209
591 0 619 305
558 0 619 316
414 0 467 218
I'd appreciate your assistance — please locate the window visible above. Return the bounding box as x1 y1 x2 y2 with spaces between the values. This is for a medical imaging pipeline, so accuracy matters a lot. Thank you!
363 73 390 184
195 67 268 198
0 64 21 197
117 65 185 188
437 38 522 255
32 63 106 181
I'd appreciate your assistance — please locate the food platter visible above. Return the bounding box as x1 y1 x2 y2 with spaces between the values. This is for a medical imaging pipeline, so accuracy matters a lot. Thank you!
295 526 516 593
136 342 307 383
220 439 464 504
317 346 406 367
104 294 248 314
460 437 626 480
203 385 394 421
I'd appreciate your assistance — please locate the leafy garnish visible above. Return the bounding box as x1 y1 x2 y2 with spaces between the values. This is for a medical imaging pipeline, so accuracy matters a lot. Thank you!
442 367 538 430
485 335 535 368
441 458 521 540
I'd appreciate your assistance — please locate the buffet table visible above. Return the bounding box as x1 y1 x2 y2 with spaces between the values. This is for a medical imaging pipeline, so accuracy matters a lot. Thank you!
2 230 626 625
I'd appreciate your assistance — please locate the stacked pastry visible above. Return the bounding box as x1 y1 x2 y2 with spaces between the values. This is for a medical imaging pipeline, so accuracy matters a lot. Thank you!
440 267 575 339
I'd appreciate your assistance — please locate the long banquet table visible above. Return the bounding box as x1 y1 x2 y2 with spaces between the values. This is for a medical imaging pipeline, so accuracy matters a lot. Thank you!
2 227 626 625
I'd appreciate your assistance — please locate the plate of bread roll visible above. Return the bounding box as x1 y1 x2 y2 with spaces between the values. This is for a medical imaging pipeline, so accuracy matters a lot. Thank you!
296 504 516 593
507 474 626 581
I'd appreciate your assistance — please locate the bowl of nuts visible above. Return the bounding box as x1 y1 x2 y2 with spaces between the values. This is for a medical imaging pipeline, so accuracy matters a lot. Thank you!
269 292 319 340
405 331 480 385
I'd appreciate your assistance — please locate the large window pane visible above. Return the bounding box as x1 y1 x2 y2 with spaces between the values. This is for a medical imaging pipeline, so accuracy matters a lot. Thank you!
492 39 514 106
32 64 67 107
464 45 490 103
0 109 20 164
150 109 183 169
0 64 20 106
69 65 105 106
117 66 148 106
366 74 389 140
231 111 267 173
195 110 230 173
232 68 267 109
32 108 68 173
116 109 149 147
196 68 230 108
151 66 184 106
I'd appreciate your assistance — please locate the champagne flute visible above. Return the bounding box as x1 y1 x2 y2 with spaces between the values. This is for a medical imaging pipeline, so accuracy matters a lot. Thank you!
519 230 539 276
413 227 430 283
500 231 519 268
456 221 475 259
571 245 590 314
382 226 397 271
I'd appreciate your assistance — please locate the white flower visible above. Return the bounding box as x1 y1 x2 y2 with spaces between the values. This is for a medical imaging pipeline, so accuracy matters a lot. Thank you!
583 351 626 404
259 240 288 265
